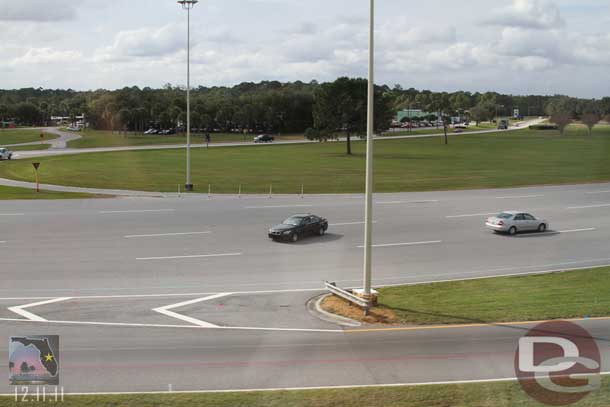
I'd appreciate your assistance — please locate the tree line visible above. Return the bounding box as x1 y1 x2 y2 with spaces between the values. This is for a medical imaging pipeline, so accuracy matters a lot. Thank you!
2 80 609 138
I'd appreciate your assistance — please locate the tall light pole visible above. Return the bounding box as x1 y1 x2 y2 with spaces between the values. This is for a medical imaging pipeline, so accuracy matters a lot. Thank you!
178 0 198 191
361 0 375 299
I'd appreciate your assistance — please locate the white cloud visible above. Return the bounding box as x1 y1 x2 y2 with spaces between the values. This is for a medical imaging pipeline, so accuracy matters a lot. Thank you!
94 25 185 62
12 48 82 65
484 0 565 30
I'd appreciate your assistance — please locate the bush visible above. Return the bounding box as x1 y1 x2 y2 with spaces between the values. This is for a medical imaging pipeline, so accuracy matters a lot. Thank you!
529 124 559 130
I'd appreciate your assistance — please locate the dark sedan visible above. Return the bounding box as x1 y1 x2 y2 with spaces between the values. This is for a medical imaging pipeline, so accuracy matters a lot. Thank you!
268 214 328 242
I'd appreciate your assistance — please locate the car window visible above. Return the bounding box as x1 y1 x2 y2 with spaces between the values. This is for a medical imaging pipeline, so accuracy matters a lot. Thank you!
514 214 525 220
524 214 535 220
497 213 513 219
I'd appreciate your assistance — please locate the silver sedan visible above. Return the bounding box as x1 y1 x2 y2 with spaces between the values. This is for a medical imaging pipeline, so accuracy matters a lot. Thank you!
485 211 549 235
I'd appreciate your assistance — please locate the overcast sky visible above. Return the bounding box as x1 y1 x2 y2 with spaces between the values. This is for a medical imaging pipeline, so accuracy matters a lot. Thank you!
0 0 609 97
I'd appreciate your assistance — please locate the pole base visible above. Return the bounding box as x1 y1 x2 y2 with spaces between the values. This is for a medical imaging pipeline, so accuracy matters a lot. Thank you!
184 184 194 192
352 288 379 306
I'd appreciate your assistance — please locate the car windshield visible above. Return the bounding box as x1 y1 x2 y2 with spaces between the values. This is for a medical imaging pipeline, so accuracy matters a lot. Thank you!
283 216 305 226
497 213 514 219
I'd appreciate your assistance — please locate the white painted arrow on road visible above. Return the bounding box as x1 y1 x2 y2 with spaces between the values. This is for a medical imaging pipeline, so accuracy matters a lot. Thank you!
152 293 232 328
8 297 72 322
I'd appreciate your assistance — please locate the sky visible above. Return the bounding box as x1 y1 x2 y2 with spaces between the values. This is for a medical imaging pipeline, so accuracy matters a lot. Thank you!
0 0 609 97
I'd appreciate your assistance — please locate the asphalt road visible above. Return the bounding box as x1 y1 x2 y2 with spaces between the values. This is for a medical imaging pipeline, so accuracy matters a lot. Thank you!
1 182 609 393
10 119 542 160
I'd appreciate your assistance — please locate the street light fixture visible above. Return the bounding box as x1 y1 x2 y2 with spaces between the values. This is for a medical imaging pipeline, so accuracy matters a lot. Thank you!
178 0 198 191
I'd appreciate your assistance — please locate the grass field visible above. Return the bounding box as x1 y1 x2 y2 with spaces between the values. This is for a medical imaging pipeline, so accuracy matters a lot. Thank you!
330 267 610 325
0 185 98 200
1 377 609 407
0 129 58 145
0 127 609 193
7 144 51 151
66 129 304 148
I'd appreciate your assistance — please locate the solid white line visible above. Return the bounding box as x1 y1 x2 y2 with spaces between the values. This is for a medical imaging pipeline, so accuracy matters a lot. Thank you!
495 195 544 199
153 293 231 328
7 297 72 322
137 252 242 261
585 190 610 195
357 240 442 249
125 231 211 238
100 209 175 214
0 317 343 333
244 204 313 209
376 200 438 205
3 373 610 396
0 213 25 216
567 203 610 210
330 221 377 226
446 212 497 219
0 241 5 244
559 228 597 233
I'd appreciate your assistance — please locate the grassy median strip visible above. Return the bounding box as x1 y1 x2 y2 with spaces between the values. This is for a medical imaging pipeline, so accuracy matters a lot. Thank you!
0 127 609 193
323 267 610 325
2 378 610 407
8 144 51 151
0 129 58 145
0 185 101 200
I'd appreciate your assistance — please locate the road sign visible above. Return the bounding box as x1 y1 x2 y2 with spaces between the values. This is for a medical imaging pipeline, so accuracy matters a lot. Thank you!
32 163 41 192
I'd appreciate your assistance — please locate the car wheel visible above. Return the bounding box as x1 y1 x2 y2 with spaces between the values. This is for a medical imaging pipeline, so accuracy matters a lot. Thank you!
538 224 547 233
291 233 299 242
319 227 325 236
508 226 517 236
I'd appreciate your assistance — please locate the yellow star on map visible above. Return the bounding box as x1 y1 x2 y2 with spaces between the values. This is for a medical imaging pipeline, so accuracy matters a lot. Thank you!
44 353 54 362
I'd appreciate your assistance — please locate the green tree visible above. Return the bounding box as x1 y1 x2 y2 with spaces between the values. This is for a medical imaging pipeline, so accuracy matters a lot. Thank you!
311 77 390 155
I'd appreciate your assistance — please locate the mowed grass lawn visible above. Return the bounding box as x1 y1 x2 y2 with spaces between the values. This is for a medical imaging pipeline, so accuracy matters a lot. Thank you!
8 143 51 151
66 129 304 148
0 127 609 193
0 185 98 200
376 267 610 325
0 129 58 145
1 378 610 407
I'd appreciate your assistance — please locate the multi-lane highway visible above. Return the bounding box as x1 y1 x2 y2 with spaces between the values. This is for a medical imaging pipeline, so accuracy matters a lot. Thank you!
1 182 609 393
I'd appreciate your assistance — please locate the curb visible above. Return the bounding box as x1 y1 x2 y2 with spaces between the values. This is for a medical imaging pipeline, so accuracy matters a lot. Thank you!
306 294 361 327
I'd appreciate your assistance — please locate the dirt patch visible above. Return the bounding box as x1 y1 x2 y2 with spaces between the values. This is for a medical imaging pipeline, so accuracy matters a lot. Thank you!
320 295 398 324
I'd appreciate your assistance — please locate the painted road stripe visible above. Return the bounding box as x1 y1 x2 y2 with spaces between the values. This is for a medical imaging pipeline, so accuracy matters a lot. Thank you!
0 213 25 216
585 190 610 195
567 203 610 210
559 228 596 233
137 252 242 261
8 297 72 322
377 200 438 205
1 373 610 396
0 241 5 244
495 194 544 199
125 231 211 239
245 204 313 209
357 240 442 249
153 293 231 328
446 212 498 219
330 221 378 226
100 209 175 214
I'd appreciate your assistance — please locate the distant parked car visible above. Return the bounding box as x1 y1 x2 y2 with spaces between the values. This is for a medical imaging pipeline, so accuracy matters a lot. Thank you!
485 211 549 235
144 128 158 135
268 214 329 242
454 128 463 133
454 124 467 129
0 148 13 160
254 134 274 143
